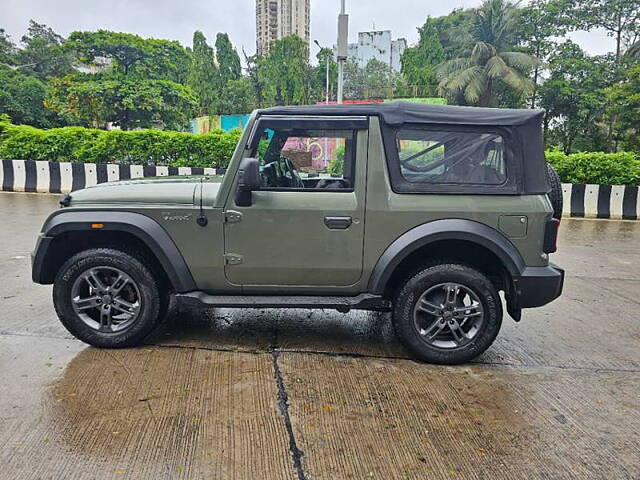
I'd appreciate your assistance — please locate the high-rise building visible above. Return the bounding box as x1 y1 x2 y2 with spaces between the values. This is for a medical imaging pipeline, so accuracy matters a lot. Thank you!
256 0 310 56
338 30 407 72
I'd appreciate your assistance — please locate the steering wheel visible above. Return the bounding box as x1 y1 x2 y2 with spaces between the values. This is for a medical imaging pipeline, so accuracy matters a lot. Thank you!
280 157 305 188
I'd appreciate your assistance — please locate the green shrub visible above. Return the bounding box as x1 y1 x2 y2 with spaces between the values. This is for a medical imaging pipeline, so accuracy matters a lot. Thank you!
0 120 241 169
546 149 640 186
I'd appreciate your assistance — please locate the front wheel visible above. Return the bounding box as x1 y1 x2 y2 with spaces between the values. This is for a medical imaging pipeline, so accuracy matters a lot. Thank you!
53 248 166 348
393 263 502 364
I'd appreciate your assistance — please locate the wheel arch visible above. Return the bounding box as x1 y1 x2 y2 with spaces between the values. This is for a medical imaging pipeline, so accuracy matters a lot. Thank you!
32 211 196 292
368 219 526 296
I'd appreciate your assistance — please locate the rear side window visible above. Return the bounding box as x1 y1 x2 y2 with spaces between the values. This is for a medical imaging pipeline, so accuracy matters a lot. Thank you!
396 129 506 186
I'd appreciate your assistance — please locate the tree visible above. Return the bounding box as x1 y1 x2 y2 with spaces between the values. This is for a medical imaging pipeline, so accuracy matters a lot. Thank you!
539 41 614 153
574 0 640 63
17 20 74 79
66 30 191 81
430 8 475 60
343 59 404 100
258 35 310 106
46 75 197 130
216 77 257 114
0 67 66 128
187 31 219 115
343 61 367 99
0 29 16 65
400 18 445 97
607 64 640 150
516 0 573 107
312 47 337 102
66 30 147 76
215 33 241 84
436 0 541 107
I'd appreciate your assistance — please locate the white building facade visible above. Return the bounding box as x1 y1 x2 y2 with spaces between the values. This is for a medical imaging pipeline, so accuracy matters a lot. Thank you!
256 0 310 56
341 30 407 71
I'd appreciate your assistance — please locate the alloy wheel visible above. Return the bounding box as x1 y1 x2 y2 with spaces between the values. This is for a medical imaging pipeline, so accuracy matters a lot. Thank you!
412 282 485 349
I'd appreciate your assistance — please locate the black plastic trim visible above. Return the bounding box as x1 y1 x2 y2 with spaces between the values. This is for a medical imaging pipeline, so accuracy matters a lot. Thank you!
176 292 392 311
515 264 564 308
32 211 196 292
30 235 53 284
368 219 526 295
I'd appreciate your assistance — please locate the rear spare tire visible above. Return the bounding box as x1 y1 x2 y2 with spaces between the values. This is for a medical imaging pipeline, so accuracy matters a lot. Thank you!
546 163 563 220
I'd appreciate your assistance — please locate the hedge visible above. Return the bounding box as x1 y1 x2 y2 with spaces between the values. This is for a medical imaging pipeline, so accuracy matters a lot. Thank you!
546 150 640 186
1 120 640 185
0 121 242 169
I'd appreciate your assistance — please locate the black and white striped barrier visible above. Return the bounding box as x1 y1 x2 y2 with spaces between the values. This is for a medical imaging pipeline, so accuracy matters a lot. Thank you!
1 159 221 194
562 184 639 220
1 160 639 220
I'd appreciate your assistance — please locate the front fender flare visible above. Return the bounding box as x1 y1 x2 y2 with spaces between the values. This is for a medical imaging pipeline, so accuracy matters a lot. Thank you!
367 219 526 295
33 210 196 292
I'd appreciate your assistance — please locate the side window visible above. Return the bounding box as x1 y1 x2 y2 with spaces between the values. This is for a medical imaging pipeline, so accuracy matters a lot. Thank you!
252 127 356 190
396 129 506 186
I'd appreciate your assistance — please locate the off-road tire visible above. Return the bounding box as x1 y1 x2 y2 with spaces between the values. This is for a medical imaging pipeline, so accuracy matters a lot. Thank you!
546 163 563 220
53 248 166 348
393 263 502 365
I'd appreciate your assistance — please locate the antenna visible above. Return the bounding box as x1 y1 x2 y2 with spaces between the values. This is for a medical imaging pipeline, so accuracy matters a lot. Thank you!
197 177 208 227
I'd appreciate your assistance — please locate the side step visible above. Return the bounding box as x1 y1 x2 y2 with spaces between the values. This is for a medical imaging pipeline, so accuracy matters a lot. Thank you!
175 292 392 312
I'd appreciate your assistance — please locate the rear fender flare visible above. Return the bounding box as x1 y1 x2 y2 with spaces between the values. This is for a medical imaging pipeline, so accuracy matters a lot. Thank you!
367 219 526 295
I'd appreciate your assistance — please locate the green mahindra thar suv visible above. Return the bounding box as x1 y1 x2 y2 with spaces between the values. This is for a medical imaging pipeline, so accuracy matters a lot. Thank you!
32 102 564 364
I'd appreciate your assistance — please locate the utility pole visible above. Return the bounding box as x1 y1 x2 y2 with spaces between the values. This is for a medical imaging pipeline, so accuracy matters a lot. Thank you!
336 0 348 104
314 40 330 104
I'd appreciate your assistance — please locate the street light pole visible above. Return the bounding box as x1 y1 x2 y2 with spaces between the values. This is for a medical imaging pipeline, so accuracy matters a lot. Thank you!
336 0 348 104
314 40 330 104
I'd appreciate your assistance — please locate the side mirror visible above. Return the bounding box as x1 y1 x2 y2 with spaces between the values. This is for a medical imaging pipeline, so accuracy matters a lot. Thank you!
235 157 260 207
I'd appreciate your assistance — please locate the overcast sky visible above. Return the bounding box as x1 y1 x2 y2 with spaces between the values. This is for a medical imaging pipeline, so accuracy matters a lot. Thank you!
1 0 614 63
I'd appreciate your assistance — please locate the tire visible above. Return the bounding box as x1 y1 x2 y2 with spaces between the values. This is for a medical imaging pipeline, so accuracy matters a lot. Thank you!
546 163 563 220
53 248 167 348
393 263 502 365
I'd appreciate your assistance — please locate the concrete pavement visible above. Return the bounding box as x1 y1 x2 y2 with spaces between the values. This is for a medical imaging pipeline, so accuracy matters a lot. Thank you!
0 192 638 479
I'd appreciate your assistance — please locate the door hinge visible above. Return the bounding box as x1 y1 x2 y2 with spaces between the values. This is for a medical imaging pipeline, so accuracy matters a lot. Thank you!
224 253 243 265
224 210 243 223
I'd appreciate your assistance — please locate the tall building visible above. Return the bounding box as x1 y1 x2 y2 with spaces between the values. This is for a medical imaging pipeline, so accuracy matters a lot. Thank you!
339 30 407 71
256 0 310 56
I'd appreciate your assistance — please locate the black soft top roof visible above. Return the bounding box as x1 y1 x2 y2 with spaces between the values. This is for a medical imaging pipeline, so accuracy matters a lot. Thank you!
259 101 544 127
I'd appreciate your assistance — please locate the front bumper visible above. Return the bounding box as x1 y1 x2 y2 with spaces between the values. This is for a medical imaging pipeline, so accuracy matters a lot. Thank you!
516 264 565 308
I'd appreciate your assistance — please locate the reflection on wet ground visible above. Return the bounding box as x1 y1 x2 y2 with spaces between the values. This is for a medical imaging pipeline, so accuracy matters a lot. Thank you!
0 192 639 479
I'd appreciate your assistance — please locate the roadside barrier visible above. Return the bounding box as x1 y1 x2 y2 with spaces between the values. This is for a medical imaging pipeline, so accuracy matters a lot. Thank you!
562 183 639 220
1 159 221 194
1 159 638 220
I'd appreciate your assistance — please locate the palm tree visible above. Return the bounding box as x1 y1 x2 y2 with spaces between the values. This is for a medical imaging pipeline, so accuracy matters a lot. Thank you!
436 0 541 107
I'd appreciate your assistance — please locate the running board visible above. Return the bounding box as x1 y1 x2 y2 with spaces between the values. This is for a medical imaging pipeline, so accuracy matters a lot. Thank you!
176 292 392 311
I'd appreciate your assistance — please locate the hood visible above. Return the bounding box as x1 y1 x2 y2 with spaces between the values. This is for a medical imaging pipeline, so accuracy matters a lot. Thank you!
68 176 222 206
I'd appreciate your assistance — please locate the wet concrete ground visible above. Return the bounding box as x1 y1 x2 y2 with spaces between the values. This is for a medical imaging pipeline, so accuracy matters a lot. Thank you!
0 192 638 479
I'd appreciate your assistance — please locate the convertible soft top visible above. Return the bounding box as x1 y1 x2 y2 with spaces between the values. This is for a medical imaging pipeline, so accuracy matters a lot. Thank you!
259 101 545 127
258 101 549 195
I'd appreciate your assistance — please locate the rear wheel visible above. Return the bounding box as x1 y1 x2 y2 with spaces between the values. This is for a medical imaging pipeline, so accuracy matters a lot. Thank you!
393 263 502 364
53 248 166 348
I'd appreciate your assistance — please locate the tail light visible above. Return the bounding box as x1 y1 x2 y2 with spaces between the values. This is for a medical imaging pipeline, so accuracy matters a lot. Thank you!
543 217 560 254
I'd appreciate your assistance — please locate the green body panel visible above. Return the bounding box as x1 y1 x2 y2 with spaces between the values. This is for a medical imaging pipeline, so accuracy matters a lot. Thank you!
361 118 551 288
56 112 552 295
223 129 369 291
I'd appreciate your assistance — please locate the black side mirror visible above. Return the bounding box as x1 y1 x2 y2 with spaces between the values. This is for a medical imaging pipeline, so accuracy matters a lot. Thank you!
236 157 260 207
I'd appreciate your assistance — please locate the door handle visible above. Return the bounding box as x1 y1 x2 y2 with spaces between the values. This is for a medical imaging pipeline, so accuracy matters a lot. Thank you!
324 216 352 230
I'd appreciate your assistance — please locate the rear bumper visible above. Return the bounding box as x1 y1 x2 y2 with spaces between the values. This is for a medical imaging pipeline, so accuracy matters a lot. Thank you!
516 264 565 308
